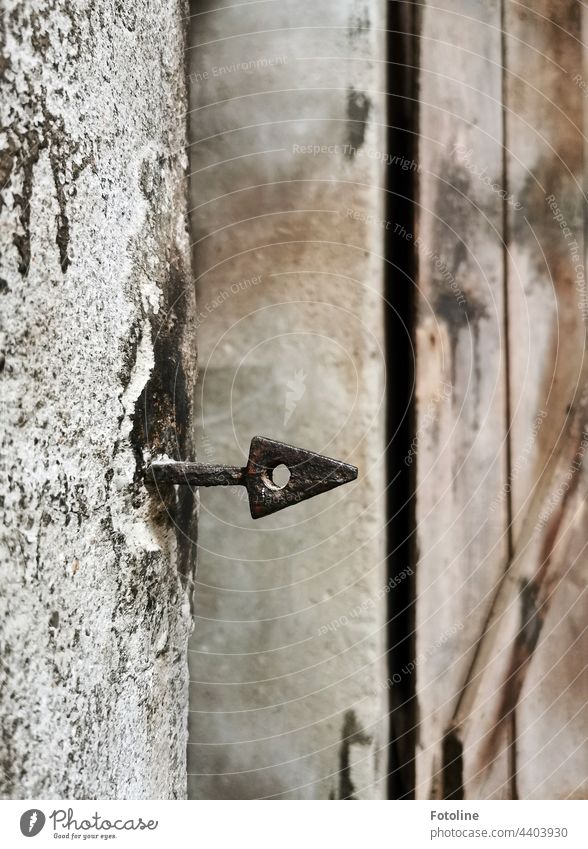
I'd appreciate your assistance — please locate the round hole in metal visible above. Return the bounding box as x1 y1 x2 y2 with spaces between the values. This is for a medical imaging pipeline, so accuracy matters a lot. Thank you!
271 464 291 489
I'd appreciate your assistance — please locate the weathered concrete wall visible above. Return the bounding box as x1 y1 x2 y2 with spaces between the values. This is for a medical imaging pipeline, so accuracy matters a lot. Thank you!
0 1 196 798
187 0 388 799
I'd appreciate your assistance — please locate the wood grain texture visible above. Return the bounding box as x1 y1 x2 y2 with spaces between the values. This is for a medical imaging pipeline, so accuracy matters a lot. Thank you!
186 0 389 799
414 0 509 799
417 0 588 799
501 0 588 799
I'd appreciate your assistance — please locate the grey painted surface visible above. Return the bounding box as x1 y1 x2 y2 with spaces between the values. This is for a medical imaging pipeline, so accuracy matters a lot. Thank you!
0 0 196 798
187 0 388 799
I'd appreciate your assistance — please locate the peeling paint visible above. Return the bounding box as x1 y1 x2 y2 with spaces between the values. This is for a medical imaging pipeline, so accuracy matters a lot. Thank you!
120 322 155 437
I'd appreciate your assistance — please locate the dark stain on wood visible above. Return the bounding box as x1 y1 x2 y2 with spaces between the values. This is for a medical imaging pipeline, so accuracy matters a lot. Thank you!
441 729 464 800
345 88 370 156
338 709 372 799
482 423 585 765
347 7 370 43
517 578 543 656
433 287 487 411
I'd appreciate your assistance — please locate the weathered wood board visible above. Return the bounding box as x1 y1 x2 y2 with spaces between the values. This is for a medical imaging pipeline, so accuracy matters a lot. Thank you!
416 0 588 799
511 0 588 798
186 0 389 799
414 0 509 798
462 0 588 800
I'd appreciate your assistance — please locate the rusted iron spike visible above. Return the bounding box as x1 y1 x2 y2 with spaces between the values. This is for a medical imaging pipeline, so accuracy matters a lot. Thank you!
146 436 358 519
148 463 245 487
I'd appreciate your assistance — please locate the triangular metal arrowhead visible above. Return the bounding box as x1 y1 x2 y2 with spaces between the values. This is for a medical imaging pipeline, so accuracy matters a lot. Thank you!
245 436 358 519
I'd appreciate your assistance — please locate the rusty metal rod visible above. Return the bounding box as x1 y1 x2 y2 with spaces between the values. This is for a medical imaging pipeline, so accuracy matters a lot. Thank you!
145 437 358 519
147 462 245 487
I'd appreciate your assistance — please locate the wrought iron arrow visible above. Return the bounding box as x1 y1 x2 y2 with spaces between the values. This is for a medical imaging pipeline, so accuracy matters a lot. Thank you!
146 436 358 519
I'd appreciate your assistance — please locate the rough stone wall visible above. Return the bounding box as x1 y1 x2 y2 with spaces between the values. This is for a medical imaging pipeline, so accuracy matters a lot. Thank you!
0 1 196 798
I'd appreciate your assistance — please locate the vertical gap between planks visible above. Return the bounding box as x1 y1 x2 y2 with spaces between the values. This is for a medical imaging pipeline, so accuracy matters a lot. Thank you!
385 0 420 800
500 0 518 800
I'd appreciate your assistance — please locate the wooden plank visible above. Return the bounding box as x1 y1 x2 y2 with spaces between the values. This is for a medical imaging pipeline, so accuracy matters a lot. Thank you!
454 0 588 799
455 386 588 797
415 0 509 799
186 0 389 799
467 0 588 799
516 456 588 799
